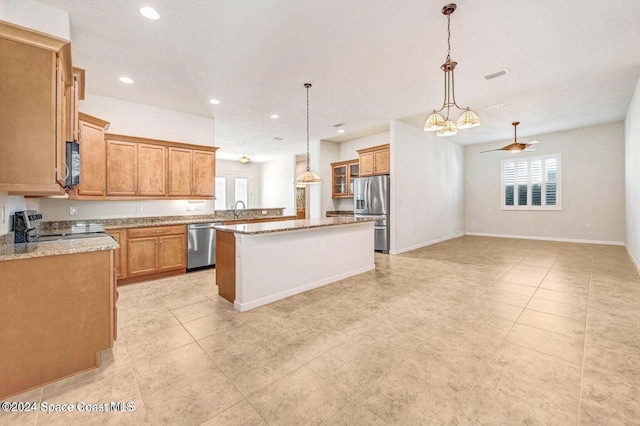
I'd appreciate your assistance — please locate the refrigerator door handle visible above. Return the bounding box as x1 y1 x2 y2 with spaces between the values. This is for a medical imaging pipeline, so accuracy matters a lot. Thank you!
366 180 370 211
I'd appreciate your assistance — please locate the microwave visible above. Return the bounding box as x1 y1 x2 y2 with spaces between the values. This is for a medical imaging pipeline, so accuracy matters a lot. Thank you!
65 141 80 187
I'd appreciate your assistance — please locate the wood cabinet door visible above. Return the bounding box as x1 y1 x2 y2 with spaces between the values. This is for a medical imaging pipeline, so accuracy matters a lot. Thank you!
77 120 106 196
374 148 390 174
158 234 186 272
127 237 158 276
193 150 215 197
55 58 66 186
359 152 374 176
137 143 166 196
332 164 348 197
168 147 192 196
107 229 127 279
106 140 137 196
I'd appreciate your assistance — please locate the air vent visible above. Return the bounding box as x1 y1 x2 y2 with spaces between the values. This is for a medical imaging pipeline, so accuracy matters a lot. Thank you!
273 137 283 141
332 122 345 128
484 69 509 80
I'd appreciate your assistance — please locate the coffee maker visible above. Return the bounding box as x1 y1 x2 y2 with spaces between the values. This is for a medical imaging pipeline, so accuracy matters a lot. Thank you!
13 210 42 243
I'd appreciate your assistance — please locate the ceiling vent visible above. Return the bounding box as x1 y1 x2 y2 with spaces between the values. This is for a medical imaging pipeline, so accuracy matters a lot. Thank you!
332 122 345 128
484 69 509 80
273 137 283 141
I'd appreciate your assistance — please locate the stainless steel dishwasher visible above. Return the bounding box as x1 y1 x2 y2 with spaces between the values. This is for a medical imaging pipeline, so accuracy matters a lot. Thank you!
187 222 222 271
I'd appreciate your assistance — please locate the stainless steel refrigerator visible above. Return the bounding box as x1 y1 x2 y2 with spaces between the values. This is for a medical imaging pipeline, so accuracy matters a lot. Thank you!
354 175 390 253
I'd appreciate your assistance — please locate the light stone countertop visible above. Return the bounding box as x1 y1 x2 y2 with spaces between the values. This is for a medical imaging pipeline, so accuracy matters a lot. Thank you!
0 236 119 262
214 217 377 235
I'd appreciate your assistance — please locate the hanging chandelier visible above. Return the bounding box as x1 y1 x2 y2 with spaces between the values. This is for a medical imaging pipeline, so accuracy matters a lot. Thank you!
424 3 480 137
295 83 322 184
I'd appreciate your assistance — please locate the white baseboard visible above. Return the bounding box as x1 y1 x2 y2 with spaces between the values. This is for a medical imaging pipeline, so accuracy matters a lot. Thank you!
390 233 465 255
464 232 625 246
626 246 640 278
234 263 375 312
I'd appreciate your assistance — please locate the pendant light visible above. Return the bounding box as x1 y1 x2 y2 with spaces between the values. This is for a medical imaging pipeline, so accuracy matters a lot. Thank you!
295 83 322 184
424 3 480 136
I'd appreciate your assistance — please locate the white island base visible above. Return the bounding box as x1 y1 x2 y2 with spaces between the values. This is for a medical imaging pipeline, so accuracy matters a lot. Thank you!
215 218 375 311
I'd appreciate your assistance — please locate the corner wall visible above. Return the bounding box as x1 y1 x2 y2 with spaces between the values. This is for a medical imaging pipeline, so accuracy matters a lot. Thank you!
260 156 296 216
626 77 640 271
465 122 626 244
390 120 464 254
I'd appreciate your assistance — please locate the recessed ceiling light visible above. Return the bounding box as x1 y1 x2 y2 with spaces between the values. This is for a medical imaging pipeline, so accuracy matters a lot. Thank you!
209 99 220 105
119 76 134 84
140 6 160 20
337 129 345 134
270 114 279 119
485 102 505 110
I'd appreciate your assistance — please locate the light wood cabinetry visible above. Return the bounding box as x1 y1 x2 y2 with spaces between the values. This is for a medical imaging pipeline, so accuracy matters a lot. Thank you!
0 22 72 195
331 159 359 198
0 249 116 398
68 113 110 199
106 137 166 197
107 228 127 279
123 225 186 284
357 144 390 176
105 134 217 200
168 148 216 197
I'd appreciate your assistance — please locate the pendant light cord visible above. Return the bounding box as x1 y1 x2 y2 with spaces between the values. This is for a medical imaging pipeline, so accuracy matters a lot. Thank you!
446 13 451 63
305 83 311 172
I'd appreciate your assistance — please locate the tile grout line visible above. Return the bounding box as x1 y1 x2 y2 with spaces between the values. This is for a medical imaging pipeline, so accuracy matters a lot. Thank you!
460 248 555 399
575 249 595 425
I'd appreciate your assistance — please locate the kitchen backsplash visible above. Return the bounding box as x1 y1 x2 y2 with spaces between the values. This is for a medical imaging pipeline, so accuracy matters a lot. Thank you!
40 208 286 230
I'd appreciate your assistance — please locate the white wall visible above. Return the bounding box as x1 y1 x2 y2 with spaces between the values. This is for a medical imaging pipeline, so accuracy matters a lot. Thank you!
465 122 626 244
260 156 296 216
626 77 640 271
0 192 27 235
0 0 70 41
81 94 215 146
320 140 340 216
390 121 464 254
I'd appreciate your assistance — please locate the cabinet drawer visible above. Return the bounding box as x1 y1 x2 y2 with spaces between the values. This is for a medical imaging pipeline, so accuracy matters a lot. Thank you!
127 225 185 238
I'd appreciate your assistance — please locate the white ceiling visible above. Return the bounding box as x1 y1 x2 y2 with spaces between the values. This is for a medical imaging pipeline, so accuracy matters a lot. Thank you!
41 0 640 162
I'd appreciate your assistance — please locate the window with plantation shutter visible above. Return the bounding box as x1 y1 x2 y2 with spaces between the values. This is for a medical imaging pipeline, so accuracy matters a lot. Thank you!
501 154 562 210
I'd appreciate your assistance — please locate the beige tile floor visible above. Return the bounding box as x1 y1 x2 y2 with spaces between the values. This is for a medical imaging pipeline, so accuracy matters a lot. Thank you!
4 236 640 425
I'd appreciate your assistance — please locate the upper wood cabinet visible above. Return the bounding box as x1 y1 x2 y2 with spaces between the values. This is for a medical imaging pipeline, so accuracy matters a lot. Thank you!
104 134 217 200
168 148 216 197
357 144 390 176
105 135 166 197
68 113 110 199
331 159 359 198
0 23 71 195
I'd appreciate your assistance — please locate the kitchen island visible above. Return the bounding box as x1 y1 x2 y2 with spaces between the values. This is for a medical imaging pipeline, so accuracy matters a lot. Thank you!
215 217 376 311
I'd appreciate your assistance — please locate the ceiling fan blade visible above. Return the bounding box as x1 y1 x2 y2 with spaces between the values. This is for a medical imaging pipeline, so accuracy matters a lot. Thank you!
528 140 540 145
480 147 507 153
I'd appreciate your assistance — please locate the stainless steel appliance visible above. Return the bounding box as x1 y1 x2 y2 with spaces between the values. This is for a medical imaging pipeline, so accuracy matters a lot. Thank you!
13 210 42 243
64 141 81 187
187 222 222 271
354 175 390 253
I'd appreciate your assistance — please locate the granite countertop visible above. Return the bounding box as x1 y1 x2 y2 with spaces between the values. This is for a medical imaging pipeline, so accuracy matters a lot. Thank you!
0 236 119 262
214 216 377 235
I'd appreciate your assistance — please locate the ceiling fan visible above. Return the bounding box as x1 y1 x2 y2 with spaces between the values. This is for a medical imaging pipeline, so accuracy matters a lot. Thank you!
481 121 540 153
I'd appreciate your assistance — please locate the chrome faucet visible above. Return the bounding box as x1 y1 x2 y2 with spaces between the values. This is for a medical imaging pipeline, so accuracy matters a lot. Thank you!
233 200 246 218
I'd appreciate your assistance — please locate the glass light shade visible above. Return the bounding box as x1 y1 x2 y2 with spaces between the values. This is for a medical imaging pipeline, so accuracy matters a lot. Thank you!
424 112 445 131
436 120 458 137
457 110 481 129
295 169 323 184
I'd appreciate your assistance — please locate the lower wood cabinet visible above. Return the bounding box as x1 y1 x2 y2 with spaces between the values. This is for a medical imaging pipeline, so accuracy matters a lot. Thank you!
107 228 127 280
120 225 186 284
